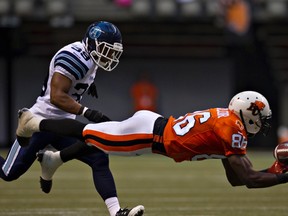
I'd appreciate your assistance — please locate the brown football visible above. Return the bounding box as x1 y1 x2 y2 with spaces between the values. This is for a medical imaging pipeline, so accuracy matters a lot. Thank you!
274 142 288 163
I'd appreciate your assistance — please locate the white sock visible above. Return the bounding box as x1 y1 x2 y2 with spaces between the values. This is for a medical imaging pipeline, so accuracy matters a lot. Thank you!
41 151 63 180
105 197 120 216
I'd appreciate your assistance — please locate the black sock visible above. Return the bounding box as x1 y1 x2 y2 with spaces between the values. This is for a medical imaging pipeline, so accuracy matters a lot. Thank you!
39 119 85 140
60 140 97 162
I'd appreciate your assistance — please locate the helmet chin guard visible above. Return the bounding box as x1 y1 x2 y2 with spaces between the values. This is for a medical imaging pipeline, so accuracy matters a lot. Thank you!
228 91 272 136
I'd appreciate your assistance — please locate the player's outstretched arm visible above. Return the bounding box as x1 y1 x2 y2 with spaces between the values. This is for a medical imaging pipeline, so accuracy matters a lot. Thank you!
222 158 244 186
225 154 288 188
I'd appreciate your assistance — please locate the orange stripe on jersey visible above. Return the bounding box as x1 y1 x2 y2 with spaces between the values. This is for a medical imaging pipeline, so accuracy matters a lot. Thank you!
83 129 153 153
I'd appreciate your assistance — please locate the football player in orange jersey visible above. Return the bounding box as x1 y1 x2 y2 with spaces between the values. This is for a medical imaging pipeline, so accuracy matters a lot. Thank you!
16 91 288 188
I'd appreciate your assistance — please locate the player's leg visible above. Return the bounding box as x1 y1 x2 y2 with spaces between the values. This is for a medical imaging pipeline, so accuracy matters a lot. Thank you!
0 133 53 181
90 153 145 216
60 139 94 161
40 118 85 140
17 108 86 141
37 139 106 194
18 108 162 156
17 108 161 156
77 149 122 216
0 139 28 181
36 136 82 193
37 136 145 216
83 110 162 156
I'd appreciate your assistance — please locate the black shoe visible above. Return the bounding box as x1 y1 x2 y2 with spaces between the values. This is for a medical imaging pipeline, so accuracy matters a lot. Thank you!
115 205 145 216
40 176 52 194
38 152 52 194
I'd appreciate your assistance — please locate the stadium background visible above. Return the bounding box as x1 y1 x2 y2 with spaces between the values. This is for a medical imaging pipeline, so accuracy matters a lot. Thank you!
0 0 287 149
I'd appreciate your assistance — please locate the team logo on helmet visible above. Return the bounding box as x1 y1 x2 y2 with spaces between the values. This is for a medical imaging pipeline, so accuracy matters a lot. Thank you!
89 26 103 39
247 101 266 116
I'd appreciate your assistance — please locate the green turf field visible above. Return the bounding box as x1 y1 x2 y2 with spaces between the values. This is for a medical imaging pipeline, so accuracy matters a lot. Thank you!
0 150 287 216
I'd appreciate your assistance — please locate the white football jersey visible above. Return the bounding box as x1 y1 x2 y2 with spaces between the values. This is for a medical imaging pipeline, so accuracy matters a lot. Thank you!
30 41 97 119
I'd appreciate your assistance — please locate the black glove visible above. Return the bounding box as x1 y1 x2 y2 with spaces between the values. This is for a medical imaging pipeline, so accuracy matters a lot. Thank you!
87 82 98 98
84 109 111 123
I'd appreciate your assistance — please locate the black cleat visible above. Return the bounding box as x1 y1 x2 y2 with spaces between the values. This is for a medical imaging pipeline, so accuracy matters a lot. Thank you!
40 176 52 194
115 205 145 216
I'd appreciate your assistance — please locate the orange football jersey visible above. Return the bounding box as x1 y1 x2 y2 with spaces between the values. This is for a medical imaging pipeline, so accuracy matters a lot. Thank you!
163 108 247 162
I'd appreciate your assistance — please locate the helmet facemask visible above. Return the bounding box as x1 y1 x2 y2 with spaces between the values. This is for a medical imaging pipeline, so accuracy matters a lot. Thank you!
256 110 272 136
240 108 272 137
85 38 123 71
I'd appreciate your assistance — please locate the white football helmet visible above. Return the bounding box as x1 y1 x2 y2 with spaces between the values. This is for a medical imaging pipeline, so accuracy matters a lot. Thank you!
228 91 272 136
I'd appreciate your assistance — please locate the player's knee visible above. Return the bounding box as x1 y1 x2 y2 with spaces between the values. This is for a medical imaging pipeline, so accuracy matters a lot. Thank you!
0 173 20 181
0 166 21 181
91 154 109 170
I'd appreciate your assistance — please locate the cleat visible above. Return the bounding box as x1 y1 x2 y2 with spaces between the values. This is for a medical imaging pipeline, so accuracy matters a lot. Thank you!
37 145 57 194
40 177 52 194
115 205 145 216
16 108 41 139
37 145 63 193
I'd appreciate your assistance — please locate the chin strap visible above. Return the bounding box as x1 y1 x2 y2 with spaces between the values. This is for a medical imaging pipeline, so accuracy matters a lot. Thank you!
239 110 248 133
239 110 254 138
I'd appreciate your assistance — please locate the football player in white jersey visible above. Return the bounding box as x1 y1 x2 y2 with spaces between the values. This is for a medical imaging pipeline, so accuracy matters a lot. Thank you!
0 21 144 216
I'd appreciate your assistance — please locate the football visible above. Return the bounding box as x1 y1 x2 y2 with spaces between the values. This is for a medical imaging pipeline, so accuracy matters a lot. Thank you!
274 142 288 164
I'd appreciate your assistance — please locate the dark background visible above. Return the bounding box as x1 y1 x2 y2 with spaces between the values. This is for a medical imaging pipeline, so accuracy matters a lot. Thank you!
0 0 287 149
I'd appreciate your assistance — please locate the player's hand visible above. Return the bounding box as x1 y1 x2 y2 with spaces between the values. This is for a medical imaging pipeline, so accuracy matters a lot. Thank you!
87 82 98 98
84 109 111 123
267 160 288 174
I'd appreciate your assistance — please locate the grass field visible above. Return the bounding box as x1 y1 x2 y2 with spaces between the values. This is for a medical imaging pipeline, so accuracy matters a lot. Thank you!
1 150 288 216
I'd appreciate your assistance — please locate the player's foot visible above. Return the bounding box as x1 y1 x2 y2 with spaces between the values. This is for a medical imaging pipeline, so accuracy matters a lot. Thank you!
115 205 145 216
16 108 41 138
37 145 63 193
40 176 52 194
38 145 57 193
